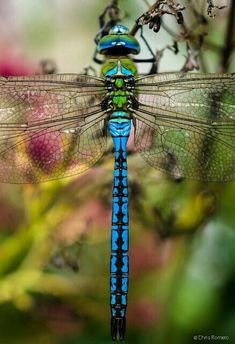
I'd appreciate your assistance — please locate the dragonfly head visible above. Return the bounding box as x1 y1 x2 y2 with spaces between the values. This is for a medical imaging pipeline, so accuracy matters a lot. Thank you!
97 25 140 56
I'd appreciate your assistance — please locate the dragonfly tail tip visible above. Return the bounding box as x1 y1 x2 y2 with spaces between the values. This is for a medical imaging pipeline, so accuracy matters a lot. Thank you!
111 316 126 341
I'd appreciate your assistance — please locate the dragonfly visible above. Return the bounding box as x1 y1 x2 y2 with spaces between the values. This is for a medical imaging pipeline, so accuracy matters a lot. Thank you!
0 24 234 341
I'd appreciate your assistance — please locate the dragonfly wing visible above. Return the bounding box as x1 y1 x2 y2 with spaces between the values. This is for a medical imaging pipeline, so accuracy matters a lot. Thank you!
0 74 108 183
134 73 235 181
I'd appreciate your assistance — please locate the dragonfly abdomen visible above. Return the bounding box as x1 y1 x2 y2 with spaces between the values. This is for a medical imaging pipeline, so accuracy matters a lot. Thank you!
108 120 131 341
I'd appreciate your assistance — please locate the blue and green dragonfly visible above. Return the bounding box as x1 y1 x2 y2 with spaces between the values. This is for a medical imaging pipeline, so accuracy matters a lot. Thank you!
0 25 234 340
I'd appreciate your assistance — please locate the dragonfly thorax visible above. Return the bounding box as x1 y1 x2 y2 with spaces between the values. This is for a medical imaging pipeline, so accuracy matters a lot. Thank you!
102 62 138 120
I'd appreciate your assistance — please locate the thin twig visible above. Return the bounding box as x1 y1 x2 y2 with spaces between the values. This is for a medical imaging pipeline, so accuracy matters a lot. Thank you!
221 0 235 71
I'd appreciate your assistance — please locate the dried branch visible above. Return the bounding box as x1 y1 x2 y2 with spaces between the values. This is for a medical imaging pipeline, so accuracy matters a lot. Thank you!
136 0 185 33
134 0 230 73
206 0 227 17
180 44 200 72
149 41 179 73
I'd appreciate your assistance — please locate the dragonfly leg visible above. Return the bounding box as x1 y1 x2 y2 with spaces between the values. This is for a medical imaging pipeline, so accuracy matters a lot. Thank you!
108 120 131 341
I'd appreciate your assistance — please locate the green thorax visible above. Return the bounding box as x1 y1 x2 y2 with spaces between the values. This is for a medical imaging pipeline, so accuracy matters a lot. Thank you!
102 58 138 123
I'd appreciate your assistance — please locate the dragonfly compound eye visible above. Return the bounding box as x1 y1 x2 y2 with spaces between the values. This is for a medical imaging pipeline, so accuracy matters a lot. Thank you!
97 26 140 56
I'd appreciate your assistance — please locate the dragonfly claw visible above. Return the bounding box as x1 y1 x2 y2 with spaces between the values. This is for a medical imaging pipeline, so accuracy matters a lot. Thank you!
111 317 126 341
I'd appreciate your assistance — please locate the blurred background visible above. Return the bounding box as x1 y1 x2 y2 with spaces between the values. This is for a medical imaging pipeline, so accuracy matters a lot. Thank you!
0 0 234 343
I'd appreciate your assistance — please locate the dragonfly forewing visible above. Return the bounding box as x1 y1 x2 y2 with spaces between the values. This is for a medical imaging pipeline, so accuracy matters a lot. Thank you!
0 74 108 183
134 73 235 181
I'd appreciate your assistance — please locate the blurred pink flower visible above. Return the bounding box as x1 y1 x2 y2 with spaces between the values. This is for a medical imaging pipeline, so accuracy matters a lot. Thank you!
23 92 63 174
0 46 35 76
26 130 64 174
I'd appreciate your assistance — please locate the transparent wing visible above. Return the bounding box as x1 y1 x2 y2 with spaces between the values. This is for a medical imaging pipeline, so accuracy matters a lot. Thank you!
0 74 108 183
134 73 235 181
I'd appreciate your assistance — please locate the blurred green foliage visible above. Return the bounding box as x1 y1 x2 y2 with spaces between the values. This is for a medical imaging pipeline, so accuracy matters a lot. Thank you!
0 1 234 343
